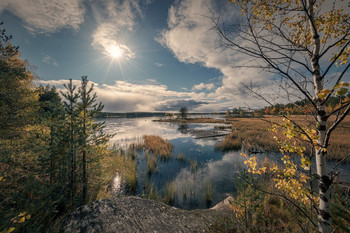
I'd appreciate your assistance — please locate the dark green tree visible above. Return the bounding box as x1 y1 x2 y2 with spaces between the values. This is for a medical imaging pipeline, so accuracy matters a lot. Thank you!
60 79 79 206
179 107 188 119
0 22 38 140
37 85 66 184
77 76 105 203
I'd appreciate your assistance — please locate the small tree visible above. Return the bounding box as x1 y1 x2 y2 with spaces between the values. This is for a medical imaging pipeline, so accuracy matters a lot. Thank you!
60 79 79 205
179 107 188 119
77 76 105 203
37 85 66 184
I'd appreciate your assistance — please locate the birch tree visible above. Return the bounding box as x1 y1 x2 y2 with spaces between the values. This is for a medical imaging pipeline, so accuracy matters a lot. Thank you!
213 1 350 232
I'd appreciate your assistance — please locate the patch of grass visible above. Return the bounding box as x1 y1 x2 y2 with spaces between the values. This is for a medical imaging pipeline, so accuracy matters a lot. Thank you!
95 146 137 199
144 135 172 159
215 116 279 153
190 160 198 173
176 153 186 162
129 138 144 151
205 182 214 207
145 151 158 175
326 116 350 161
143 183 161 201
182 185 188 199
215 133 242 151
164 181 177 205
216 115 350 160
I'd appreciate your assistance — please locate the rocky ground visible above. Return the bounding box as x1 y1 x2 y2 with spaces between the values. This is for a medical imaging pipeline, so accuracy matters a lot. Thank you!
60 196 234 233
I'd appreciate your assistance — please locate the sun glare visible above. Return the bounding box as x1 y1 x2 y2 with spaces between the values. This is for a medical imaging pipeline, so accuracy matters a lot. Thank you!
107 45 122 59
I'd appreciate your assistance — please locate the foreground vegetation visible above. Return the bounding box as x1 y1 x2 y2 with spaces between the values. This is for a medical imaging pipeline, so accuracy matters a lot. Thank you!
208 174 350 233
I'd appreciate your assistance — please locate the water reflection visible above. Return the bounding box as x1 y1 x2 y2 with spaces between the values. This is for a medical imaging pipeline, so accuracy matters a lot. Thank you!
103 117 350 210
173 151 246 209
102 117 185 149
178 123 189 134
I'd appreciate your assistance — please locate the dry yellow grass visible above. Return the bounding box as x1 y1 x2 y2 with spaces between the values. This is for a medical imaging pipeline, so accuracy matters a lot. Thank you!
216 116 280 153
217 115 350 160
144 135 173 159
96 147 137 199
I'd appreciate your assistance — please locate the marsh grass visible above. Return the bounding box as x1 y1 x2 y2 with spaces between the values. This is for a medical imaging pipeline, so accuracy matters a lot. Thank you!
145 152 158 174
216 115 350 160
216 117 280 153
164 181 178 205
96 146 137 199
182 185 188 199
141 135 174 175
176 153 186 162
190 160 198 173
130 139 144 151
143 183 161 201
144 135 172 159
204 182 213 207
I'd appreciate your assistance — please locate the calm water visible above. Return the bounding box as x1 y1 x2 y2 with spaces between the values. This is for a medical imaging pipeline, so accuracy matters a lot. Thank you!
101 117 350 210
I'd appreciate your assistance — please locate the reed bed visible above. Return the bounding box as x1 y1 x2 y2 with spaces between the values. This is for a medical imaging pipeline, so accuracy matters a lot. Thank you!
97 146 137 198
216 115 350 161
143 135 172 159
164 181 178 205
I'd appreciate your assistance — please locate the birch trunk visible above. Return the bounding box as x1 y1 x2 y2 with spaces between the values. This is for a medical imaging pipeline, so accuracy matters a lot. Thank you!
308 1 332 232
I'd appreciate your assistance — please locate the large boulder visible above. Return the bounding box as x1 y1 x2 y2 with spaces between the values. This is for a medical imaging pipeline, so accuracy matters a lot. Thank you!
60 196 233 233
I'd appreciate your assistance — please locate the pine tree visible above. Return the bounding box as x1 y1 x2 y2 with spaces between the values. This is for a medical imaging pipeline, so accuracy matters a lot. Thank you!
0 22 38 141
77 76 104 203
38 85 66 183
60 79 79 206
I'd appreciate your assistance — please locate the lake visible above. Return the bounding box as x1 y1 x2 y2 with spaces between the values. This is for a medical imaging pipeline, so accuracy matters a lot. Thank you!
101 116 350 210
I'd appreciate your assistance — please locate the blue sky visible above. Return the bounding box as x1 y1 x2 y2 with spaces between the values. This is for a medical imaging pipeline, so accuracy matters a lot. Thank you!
1 0 271 112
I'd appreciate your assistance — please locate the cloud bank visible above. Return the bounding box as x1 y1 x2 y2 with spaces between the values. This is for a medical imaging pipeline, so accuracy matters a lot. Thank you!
38 79 213 112
158 0 272 106
0 0 85 34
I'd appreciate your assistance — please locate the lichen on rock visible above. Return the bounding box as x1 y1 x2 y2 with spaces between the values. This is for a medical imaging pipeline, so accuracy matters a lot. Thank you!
60 196 232 233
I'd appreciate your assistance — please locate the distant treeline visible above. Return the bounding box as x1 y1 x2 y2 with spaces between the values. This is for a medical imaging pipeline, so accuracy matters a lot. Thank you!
262 95 350 115
225 95 350 117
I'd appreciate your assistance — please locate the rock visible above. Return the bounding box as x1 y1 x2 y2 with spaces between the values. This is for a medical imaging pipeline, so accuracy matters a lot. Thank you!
210 196 234 212
60 196 233 233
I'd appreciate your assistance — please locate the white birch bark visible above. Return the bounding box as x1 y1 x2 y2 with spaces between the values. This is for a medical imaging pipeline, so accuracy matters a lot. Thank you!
307 1 332 232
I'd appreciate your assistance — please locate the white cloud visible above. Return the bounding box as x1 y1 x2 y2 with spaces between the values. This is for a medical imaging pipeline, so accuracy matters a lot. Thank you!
158 0 274 107
192 82 215 91
91 0 143 59
38 79 202 112
42 53 59 67
91 22 135 59
154 62 164 67
38 78 257 112
145 79 158 84
0 0 85 34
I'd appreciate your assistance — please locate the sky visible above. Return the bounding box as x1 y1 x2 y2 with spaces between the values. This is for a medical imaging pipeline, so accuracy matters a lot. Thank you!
1 0 278 112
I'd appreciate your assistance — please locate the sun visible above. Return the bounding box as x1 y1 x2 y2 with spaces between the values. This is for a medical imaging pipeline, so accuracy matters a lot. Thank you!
107 44 123 59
